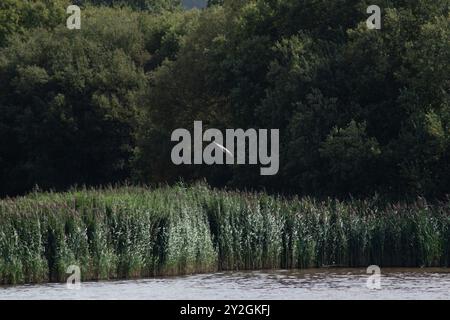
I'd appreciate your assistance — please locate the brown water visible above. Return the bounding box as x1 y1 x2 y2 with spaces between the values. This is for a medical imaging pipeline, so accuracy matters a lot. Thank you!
1 268 449 300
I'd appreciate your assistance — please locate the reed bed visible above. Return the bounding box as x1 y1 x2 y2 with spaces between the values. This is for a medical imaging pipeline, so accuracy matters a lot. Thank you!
0 184 448 284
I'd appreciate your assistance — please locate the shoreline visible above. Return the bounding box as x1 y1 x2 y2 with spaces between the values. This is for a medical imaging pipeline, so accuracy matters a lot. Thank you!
1 268 450 300
1 267 450 288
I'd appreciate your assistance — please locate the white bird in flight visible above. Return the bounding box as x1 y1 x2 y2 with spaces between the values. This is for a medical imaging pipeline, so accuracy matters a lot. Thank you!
213 141 233 157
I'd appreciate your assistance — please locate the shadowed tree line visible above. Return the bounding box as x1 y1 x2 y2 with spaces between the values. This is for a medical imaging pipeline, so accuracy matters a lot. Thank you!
0 0 448 199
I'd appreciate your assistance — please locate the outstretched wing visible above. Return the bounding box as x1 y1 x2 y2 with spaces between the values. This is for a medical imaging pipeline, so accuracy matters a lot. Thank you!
213 141 233 157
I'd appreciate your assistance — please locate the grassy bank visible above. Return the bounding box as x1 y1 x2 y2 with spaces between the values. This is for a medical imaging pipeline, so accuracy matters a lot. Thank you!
0 184 449 284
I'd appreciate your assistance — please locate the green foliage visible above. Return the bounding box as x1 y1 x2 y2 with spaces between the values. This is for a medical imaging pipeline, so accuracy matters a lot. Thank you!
0 6 197 196
319 121 381 195
135 0 449 199
0 0 68 46
0 184 448 284
134 6 229 183
0 0 448 199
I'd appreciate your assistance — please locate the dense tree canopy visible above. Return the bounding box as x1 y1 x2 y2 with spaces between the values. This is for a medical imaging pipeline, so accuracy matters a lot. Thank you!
0 6 197 195
0 0 69 46
135 0 449 198
0 0 448 199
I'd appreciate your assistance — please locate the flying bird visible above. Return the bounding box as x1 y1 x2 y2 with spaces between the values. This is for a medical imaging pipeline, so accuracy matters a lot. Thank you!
213 141 233 157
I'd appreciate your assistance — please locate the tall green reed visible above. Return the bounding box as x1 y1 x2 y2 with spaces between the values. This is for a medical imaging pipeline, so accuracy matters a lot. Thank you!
0 184 448 284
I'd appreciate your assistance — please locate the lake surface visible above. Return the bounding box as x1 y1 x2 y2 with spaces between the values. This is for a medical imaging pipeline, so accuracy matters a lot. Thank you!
1 268 449 300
